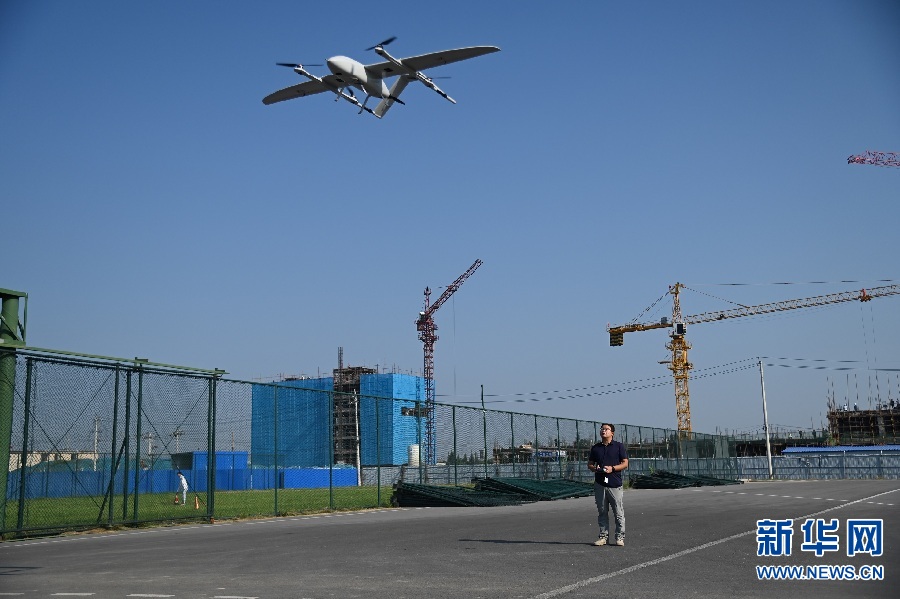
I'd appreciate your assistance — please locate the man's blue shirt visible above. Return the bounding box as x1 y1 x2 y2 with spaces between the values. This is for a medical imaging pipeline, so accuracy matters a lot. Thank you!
589 440 627 487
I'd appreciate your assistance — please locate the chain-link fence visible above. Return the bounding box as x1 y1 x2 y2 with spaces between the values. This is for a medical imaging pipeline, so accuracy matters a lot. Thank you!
1 349 219 536
3 348 893 538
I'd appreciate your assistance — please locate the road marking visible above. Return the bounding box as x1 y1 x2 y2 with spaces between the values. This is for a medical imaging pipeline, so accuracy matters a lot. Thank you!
127 595 174 597
530 487 899 599
712 490 857 504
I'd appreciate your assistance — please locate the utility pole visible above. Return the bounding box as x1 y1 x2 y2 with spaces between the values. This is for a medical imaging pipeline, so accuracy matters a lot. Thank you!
143 432 155 460
93 416 101 471
172 428 184 453
758 359 774 479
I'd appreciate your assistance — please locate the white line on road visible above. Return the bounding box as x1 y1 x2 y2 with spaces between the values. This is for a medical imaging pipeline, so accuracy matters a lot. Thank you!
530 487 899 599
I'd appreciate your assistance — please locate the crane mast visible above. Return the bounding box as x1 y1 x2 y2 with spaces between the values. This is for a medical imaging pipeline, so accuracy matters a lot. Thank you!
847 150 900 168
609 283 900 435
416 259 483 465
666 284 692 433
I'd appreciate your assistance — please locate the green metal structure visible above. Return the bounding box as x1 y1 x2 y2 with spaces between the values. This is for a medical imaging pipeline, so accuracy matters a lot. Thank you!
0 288 27 526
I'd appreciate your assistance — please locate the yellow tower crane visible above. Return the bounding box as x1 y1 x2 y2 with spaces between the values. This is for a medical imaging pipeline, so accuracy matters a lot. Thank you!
608 283 900 435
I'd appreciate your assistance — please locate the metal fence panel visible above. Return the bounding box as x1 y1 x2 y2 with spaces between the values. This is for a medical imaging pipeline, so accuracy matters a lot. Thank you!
4 348 898 538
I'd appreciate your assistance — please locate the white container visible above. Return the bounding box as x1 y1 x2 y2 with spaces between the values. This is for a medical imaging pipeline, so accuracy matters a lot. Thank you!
408 444 421 467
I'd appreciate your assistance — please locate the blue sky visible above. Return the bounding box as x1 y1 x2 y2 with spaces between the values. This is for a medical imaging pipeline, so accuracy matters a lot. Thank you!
3 1 899 435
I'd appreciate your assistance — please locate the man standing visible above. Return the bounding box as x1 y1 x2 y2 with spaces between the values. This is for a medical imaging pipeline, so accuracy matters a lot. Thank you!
177 471 189 506
588 423 628 546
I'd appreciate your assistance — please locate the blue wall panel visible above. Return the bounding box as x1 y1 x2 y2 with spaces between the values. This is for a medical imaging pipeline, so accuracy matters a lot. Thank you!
359 374 423 465
281 468 357 488
251 379 332 467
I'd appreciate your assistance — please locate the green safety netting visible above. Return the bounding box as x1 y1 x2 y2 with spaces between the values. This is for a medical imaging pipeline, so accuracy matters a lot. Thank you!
473 477 594 500
630 470 743 489
392 477 594 508
392 481 531 507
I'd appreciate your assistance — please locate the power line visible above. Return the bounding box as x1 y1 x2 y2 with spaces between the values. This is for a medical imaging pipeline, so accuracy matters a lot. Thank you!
445 359 758 405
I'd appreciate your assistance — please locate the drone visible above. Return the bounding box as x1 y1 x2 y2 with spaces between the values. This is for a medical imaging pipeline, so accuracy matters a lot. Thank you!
262 37 500 118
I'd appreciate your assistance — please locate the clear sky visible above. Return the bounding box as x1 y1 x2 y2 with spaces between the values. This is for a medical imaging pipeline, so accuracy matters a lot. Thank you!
3 1 899 436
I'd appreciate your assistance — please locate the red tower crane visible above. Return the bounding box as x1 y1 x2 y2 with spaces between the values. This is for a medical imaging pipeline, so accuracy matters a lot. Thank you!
847 150 900 168
416 259 483 464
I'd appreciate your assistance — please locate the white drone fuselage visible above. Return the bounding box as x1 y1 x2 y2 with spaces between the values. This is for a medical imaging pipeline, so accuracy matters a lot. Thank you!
326 55 393 99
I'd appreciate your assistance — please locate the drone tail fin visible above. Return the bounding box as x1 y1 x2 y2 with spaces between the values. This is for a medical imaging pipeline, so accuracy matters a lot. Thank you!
373 76 412 118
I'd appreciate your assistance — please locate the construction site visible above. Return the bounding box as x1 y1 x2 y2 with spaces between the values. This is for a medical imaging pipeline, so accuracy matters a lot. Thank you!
247 258 900 470
827 400 900 446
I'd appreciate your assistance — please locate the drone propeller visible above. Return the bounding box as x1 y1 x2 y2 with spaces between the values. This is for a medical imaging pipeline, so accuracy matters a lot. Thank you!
276 62 323 68
365 36 397 51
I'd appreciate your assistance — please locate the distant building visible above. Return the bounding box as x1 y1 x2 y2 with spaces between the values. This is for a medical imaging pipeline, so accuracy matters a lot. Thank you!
9 450 100 472
827 403 900 445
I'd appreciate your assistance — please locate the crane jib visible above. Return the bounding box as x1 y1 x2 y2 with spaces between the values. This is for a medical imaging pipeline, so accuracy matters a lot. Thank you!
424 259 483 316
608 283 900 333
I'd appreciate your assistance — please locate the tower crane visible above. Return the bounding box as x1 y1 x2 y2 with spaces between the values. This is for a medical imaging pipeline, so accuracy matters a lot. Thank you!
608 283 900 435
416 259 483 464
847 150 900 168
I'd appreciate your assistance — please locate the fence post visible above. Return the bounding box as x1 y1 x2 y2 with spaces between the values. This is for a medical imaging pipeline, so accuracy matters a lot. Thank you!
452 405 458 486
131 366 144 521
273 384 278 516
556 418 562 479
329 389 335 509
415 400 423 484
207 375 218 519
107 364 120 527
481 386 488 480
510 412 515 477
534 415 539 479
15 358 33 531
376 394 381 505
122 371 132 520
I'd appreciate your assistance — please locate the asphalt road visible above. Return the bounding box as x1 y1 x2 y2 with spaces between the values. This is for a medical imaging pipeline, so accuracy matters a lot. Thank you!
0 480 896 598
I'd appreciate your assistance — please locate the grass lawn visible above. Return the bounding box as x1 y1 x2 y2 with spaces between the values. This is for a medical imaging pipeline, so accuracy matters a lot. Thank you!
3 486 396 536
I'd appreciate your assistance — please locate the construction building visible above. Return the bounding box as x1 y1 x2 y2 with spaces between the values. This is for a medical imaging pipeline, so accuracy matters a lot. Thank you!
827 401 900 445
250 369 426 468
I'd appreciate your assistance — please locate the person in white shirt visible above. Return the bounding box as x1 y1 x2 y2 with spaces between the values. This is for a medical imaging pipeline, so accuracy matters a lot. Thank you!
176 471 189 506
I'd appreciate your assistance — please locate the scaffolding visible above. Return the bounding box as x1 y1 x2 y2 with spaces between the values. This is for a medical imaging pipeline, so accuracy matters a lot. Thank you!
332 354 375 467
827 403 900 445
